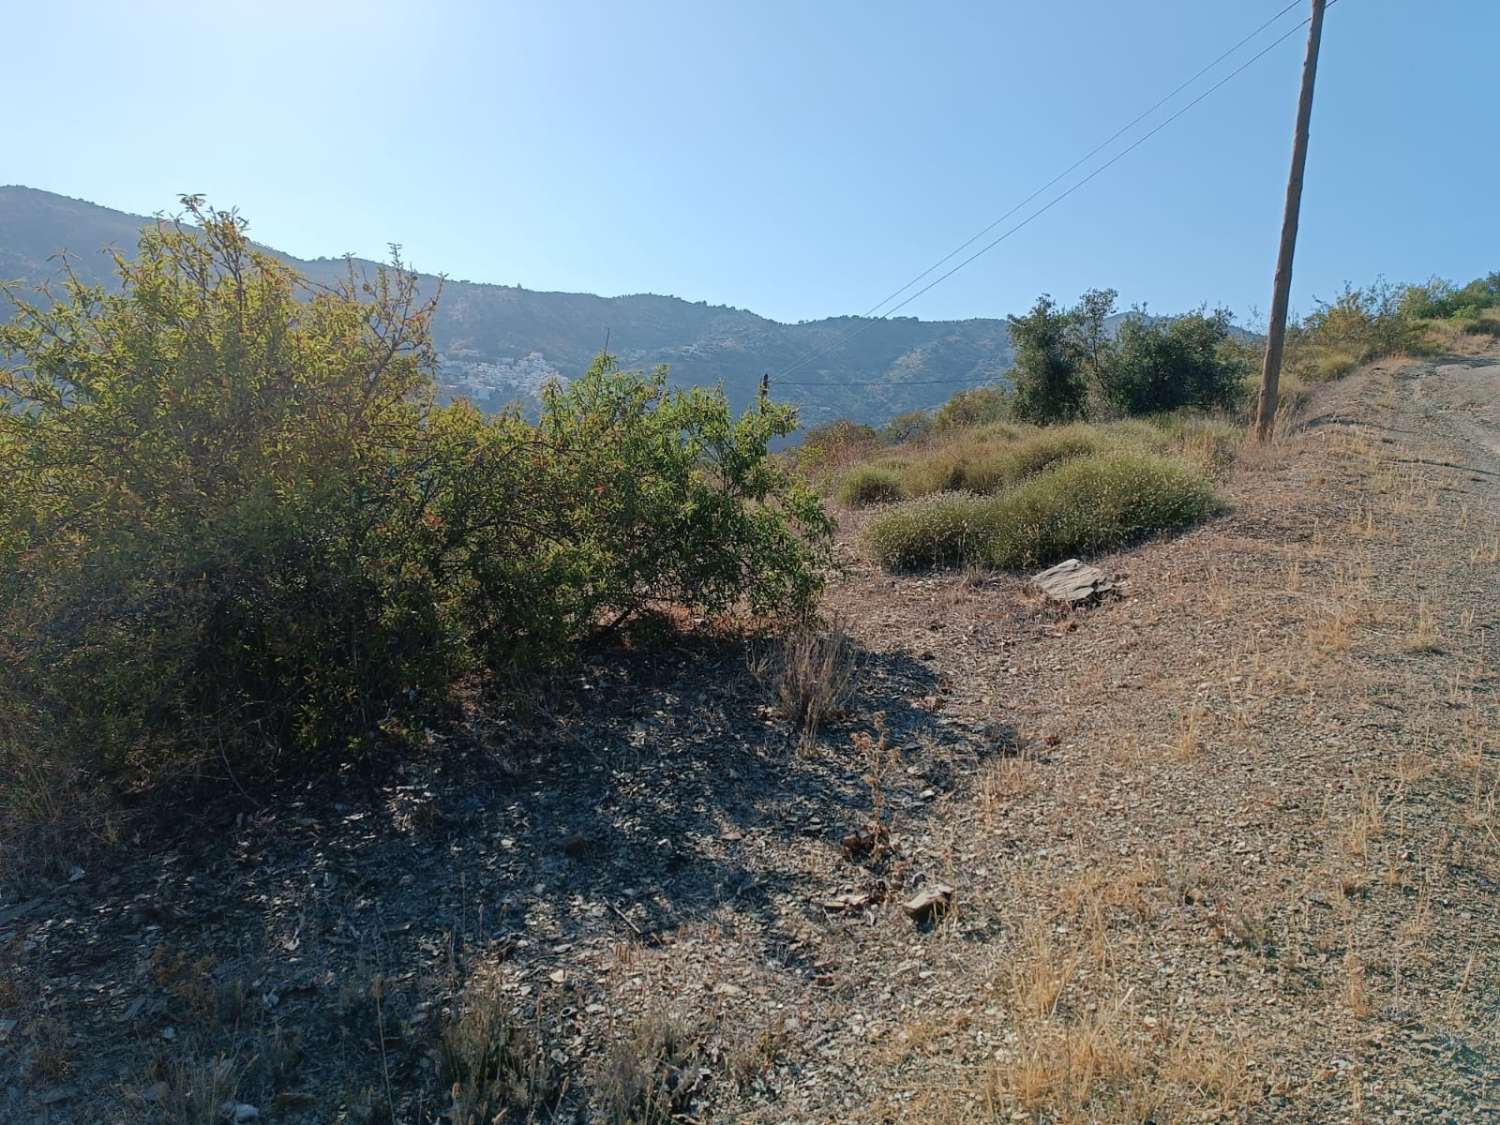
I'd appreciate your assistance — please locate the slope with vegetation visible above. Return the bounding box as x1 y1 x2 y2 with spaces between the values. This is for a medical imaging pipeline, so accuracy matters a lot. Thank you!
805 270 1500 580
0 194 1496 1121
0 185 1018 426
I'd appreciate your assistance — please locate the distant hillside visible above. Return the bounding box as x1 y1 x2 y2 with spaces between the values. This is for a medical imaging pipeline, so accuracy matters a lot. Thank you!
1 186 1016 426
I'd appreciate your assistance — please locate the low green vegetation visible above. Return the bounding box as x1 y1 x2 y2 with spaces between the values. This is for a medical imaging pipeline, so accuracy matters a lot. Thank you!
864 451 1219 572
821 268 1497 576
836 464 908 507
834 415 1237 508
0 201 833 810
1282 272 1500 393
1006 289 1248 425
794 419 881 478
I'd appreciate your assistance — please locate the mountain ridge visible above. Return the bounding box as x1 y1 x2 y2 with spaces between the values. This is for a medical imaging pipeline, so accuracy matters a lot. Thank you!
1 186 1018 425
3 186 1253 426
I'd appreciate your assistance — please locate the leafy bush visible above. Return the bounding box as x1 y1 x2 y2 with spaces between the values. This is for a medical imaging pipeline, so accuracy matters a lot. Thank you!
795 419 880 476
1398 277 1461 321
933 385 1011 432
1290 280 1422 364
1008 296 1087 424
837 465 907 507
1399 273 1500 321
0 201 832 795
865 452 1218 572
880 409 934 445
1097 309 1248 415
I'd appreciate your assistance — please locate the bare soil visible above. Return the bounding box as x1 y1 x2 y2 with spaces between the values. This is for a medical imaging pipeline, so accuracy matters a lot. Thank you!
3 345 1498 1123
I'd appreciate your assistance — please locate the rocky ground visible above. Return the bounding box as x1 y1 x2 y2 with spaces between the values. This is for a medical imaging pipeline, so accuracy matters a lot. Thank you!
3 345 1498 1123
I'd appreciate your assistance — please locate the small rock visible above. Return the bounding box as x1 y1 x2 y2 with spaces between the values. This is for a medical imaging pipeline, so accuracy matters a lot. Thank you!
903 883 955 924
220 1102 259 1122
840 824 889 860
1031 558 1115 605
818 891 872 912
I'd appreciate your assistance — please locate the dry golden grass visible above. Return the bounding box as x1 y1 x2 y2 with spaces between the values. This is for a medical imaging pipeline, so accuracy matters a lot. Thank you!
1404 598 1442 653
976 748 1041 822
1170 707 1209 761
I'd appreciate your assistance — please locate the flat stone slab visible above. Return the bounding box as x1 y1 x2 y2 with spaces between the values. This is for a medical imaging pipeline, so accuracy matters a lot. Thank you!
1031 558 1116 605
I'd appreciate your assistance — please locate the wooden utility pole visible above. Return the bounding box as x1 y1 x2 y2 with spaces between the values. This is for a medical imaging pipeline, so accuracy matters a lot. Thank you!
1255 0 1327 441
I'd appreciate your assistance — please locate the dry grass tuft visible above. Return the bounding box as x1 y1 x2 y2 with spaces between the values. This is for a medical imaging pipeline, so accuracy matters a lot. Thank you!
1171 708 1210 761
977 747 1040 821
1404 598 1442 653
751 619 858 746
595 1008 707 1125
440 980 562 1124
135 1052 246 1124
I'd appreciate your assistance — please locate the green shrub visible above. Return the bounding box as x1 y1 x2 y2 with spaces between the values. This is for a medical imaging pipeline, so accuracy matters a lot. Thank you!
881 409 934 445
795 419 880 476
1311 349 1360 382
1398 277 1459 321
0 200 832 794
1291 280 1421 363
1097 309 1248 415
1399 273 1500 321
981 452 1220 569
863 493 999 571
837 465 907 507
1008 296 1087 424
865 452 1218 572
933 385 1011 432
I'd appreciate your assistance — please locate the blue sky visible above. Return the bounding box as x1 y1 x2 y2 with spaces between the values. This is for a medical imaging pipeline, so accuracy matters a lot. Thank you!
7 1 1496 325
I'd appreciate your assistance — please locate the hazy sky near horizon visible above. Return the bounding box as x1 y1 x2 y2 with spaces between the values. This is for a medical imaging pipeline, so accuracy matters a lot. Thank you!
7 1 1496 324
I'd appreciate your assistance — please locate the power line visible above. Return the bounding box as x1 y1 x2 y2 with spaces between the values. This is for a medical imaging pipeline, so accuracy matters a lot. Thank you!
776 2 1322 387
874 19 1322 316
846 0 1303 327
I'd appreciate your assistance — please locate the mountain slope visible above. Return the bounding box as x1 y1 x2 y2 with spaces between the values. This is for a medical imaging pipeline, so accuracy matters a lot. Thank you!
0 186 1012 425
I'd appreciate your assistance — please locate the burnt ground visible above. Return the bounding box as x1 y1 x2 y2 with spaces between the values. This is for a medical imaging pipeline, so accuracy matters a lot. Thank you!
3 344 1499 1123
